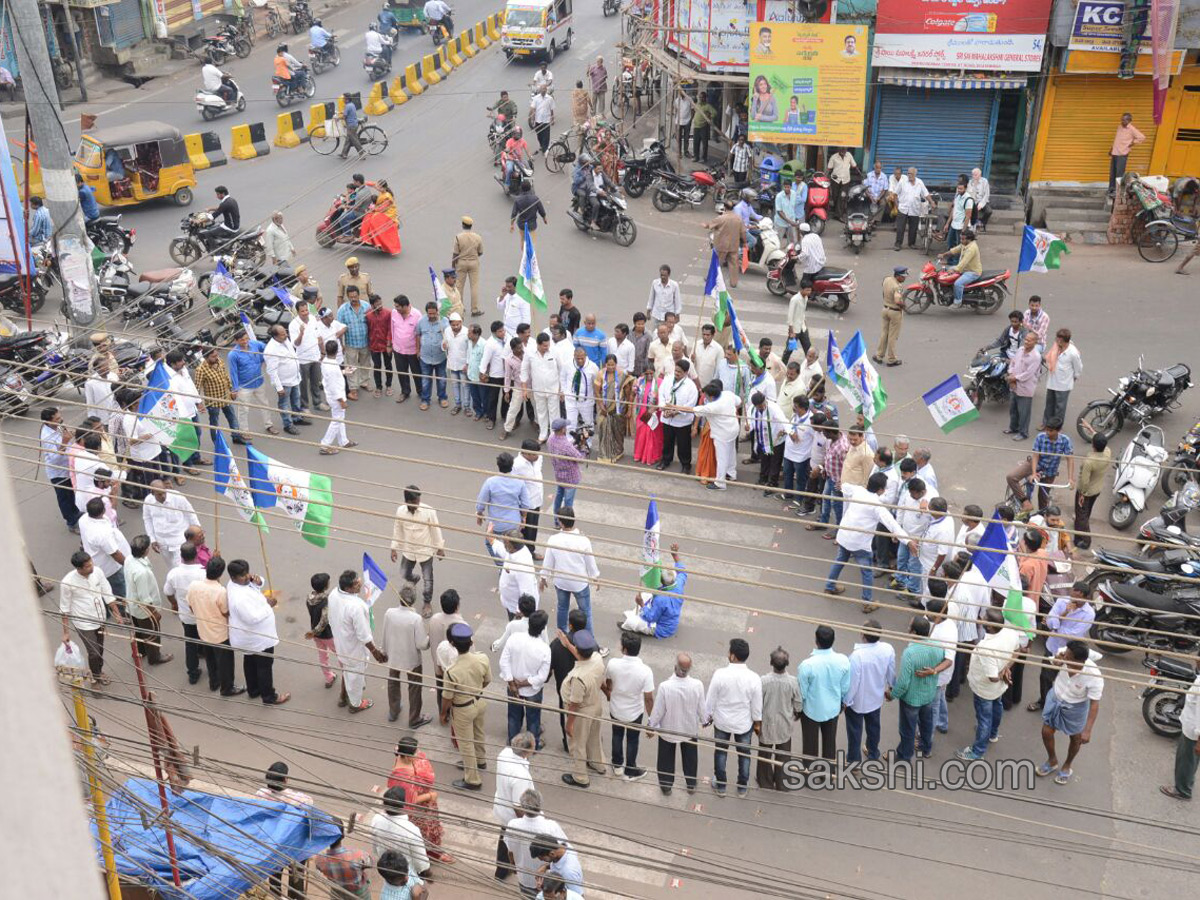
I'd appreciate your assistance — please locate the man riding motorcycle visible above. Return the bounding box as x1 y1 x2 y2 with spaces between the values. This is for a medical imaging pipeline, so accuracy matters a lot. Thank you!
572 154 613 228
309 18 333 57
378 2 398 34
201 61 235 105
364 22 392 66
423 0 453 36
501 126 531 191
274 43 305 92
489 90 519 123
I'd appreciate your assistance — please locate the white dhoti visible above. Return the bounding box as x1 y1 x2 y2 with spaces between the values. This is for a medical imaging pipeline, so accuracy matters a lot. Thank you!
339 652 369 705
532 391 555 440
162 542 183 570
321 404 349 447
621 609 655 635
564 398 595 431
714 438 737 488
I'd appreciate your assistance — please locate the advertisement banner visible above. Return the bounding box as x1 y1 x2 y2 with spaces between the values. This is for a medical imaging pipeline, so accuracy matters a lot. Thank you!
873 0 1053 70
747 22 870 147
1069 0 1151 52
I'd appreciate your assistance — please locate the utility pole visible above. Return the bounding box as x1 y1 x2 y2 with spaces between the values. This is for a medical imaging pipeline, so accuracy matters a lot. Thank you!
9 0 98 328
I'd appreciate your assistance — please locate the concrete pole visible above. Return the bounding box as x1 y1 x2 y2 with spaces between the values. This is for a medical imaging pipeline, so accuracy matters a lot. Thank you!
9 0 99 328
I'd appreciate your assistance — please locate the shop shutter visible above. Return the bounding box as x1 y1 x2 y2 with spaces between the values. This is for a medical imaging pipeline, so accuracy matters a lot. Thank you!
99 0 148 50
163 0 228 34
872 86 996 190
1031 75 1158 183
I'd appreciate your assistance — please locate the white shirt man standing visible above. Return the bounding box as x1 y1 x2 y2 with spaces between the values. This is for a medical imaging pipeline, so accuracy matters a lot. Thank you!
826 473 908 613
499 610 552 744
523 334 562 443
493 733 538 881
225 559 290 705
539 507 601 634
327 570 387 712
142 479 200 569
845 624 896 764
371 785 432 879
379 590 432 728
264 325 305 434
647 266 682 327
647 652 708 795
60 551 124 684
893 167 930 250
685 382 743 490
705 638 763 797
604 631 655 780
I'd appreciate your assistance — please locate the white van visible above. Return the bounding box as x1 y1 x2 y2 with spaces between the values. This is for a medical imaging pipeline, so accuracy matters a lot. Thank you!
501 0 574 62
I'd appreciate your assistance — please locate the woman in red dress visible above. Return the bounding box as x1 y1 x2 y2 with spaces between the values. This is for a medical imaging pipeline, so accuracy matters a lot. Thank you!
632 363 663 465
359 178 402 256
387 735 452 862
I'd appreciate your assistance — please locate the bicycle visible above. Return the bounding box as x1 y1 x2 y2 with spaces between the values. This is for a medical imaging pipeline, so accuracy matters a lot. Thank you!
998 478 1073 522
310 118 389 157
264 4 286 38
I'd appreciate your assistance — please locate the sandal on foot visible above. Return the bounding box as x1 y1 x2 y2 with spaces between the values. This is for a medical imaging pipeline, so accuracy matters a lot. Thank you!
1036 762 1057 778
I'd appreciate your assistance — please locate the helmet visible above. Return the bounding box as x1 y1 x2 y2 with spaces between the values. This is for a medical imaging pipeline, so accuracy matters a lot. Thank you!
277 44 288 53
579 153 594 166
368 22 377 31
313 18 322 26
512 125 522 138
496 113 506 123
740 188 758 202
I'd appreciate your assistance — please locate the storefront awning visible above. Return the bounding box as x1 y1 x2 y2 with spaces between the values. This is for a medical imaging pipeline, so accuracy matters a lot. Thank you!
878 75 1027 90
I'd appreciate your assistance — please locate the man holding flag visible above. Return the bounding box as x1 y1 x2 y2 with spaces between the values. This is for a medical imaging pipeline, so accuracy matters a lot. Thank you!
621 543 687 638
328 569 388 713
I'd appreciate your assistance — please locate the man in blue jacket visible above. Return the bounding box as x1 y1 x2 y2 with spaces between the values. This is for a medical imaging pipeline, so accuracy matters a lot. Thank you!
620 544 687 638
228 330 276 440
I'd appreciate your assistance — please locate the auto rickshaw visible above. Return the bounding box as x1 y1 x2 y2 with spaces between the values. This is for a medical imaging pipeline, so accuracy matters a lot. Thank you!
384 1 427 32
73 122 196 209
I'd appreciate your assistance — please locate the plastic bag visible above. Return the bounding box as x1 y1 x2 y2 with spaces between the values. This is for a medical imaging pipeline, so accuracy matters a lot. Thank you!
55 639 87 672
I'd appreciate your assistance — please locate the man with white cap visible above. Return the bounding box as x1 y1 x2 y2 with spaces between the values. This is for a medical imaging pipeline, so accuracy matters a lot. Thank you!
451 215 485 316
443 312 470 414
798 222 826 289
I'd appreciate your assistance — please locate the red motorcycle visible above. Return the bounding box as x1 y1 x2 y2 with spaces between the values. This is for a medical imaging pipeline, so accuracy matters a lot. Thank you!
804 171 831 235
314 193 401 255
901 262 1009 314
766 247 857 313
656 166 727 212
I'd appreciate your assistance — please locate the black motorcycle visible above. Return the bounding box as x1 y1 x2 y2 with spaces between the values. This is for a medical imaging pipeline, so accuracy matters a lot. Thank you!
496 160 534 198
1092 578 1200 653
1081 546 1199 594
1077 356 1192 442
0 271 47 314
289 0 314 33
86 215 135 254
1138 484 1200 557
963 348 1010 407
568 191 637 247
168 212 265 267
203 24 251 65
272 65 316 107
621 140 674 198
841 184 873 255
1142 655 1197 738
308 36 340 75
1163 421 1200 497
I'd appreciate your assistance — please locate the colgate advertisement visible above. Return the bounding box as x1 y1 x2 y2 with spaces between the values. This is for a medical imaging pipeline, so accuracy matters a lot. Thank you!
872 0 1054 71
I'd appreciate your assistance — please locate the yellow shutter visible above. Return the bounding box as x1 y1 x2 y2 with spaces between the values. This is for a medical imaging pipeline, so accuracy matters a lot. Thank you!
164 0 231 34
1031 75 1158 183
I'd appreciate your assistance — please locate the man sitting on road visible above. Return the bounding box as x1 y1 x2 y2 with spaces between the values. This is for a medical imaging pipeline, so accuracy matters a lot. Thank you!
620 544 687 638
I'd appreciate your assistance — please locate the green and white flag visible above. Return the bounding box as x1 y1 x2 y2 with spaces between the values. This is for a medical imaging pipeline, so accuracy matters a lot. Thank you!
922 374 980 434
704 249 732 332
246 446 333 547
1018 226 1070 274
138 361 200 459
207 260 239 310
516 224 547 311
640 499 662 590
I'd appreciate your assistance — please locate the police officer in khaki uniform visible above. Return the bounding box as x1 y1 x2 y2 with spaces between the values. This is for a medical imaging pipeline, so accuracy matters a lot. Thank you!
440 623 491 790
335 257 372 307
561 630 607 787
873 265 906 367
451 216 484 317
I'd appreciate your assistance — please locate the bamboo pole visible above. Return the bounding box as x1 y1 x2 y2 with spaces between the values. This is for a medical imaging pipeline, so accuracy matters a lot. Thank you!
73 686 124 900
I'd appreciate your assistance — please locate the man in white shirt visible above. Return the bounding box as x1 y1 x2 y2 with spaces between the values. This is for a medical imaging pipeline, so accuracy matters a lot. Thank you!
522 333 561 443
327 569 387 712
288 301 325 412
924 592 959 734
918 497 956 596
749 391 788 492
225 559 290 705
845 622 896 764
480 321 509 428
1042 327 1083 427
782 395 814 505
1039 641 1104 784
84 360 118 422
493 734 536 880
649 652 707 795
163 542 207 685
497 277 531 335
647 265 681 327
798 224 826 288
263 325 307 434
604 631 655 780
59 550 124 683
443 313 470 413
371 786 432 879
658 360 699 474
913 448 938 494
967 167 991 232
944 557 990 701
529 85 556 154
165 349 207 469
826 148 857 218
705 638 763 797
691 324 723 386
79 497 130 596
958 608 1021 761
683 381 743 490
511 440 545 553
893 166 930 250
606 323 636 374
561 346 599 437
504 789 568 894
825 473 908 613
491 528 539 619
540 507 600 634
142 479 200 569
500 610 552 742
379 588 432 727
787 288 810 354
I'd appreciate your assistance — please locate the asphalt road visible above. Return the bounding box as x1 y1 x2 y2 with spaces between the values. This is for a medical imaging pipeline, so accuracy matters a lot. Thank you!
4 2 1200 897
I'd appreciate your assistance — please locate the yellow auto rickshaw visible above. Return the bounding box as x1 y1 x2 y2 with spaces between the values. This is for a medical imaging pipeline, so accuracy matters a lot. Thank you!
74 122 196 208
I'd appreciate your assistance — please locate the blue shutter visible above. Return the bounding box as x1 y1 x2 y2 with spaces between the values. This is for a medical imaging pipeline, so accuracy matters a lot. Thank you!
872 86 997 190
97 0 148 50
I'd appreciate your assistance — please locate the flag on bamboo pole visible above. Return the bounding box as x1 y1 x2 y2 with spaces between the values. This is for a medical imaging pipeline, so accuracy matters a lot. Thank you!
212 430 267 529
246 446 334 547
640 499 662 589
1017 226 1070 274
138 360 200 459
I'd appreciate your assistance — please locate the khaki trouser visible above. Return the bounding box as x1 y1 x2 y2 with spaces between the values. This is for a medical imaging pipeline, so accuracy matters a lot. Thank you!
451 698 488 785
456 261 482 313
344 346 371 391
235 382 276 432
569 706 605 784
718 249 740 288
876 307 903 363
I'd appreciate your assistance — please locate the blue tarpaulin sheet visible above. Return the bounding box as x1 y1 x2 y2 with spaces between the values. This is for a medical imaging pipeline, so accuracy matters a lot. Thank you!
94 778 340 899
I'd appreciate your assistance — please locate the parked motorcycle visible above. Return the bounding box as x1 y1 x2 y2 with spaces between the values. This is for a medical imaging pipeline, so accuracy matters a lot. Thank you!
308 37 340 75
168 212 265 268
202 25 251 65
901 262 1009 315
804 171 831 234
195 75 247 121
842 184 873 254
1110 425 1169 529
1080 546 1198 595
86 215 135 254
654 168 723 212
1141 655 1197 738
289 0 314 33
1164 421 1200 497
0 327 82 398
1138 483 1200 557
1077 356 1192 442
0 271 47 314
568 192 637 247
766 250 857 312
0 363 33 419
964 348 1011 407
94 252 196 318
272 65 316 107
621 141 673 198
1092 578 1200 653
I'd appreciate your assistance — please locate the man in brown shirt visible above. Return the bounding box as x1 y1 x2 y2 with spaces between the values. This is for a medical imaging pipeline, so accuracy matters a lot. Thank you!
451 216 485 316
571 79 592 127
335 257 372 307
1109 112 1145 196
703 200 749 288
194 347 244 445
873 265 906 366
841 427 874 489
186 557 245 696
561 630 607 787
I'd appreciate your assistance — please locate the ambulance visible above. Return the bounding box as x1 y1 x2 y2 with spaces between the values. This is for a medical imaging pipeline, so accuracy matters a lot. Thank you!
501 0 574 61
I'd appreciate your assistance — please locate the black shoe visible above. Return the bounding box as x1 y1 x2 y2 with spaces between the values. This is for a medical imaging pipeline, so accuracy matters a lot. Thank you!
284 425 301 435
293 417 313 426
231 435 247 445
188 673 201 685
655 461 670 470
222 685 247 697
452 778 482 791
660 785 673 796
561 773 590 788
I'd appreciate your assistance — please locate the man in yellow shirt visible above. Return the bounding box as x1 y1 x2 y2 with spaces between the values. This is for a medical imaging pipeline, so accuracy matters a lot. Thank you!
938 229 981 308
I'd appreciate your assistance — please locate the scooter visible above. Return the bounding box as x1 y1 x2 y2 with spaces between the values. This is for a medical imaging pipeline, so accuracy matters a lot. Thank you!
1138 482 1200 557
195 75 247 121
743 218 785 274
363 34 393 81
804 171 831 234
1141 655 1197 738
1111 425 1168 530
567 191 637 247
1164 420 1200 497
842 184 873 254
766 249 857 312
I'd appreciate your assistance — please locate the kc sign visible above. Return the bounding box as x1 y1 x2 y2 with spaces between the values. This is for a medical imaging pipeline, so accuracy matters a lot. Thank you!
1069 0 1152 52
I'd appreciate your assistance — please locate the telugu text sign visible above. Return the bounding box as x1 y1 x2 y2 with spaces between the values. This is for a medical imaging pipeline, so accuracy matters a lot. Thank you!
873 0 1052 70
747 22 869 147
